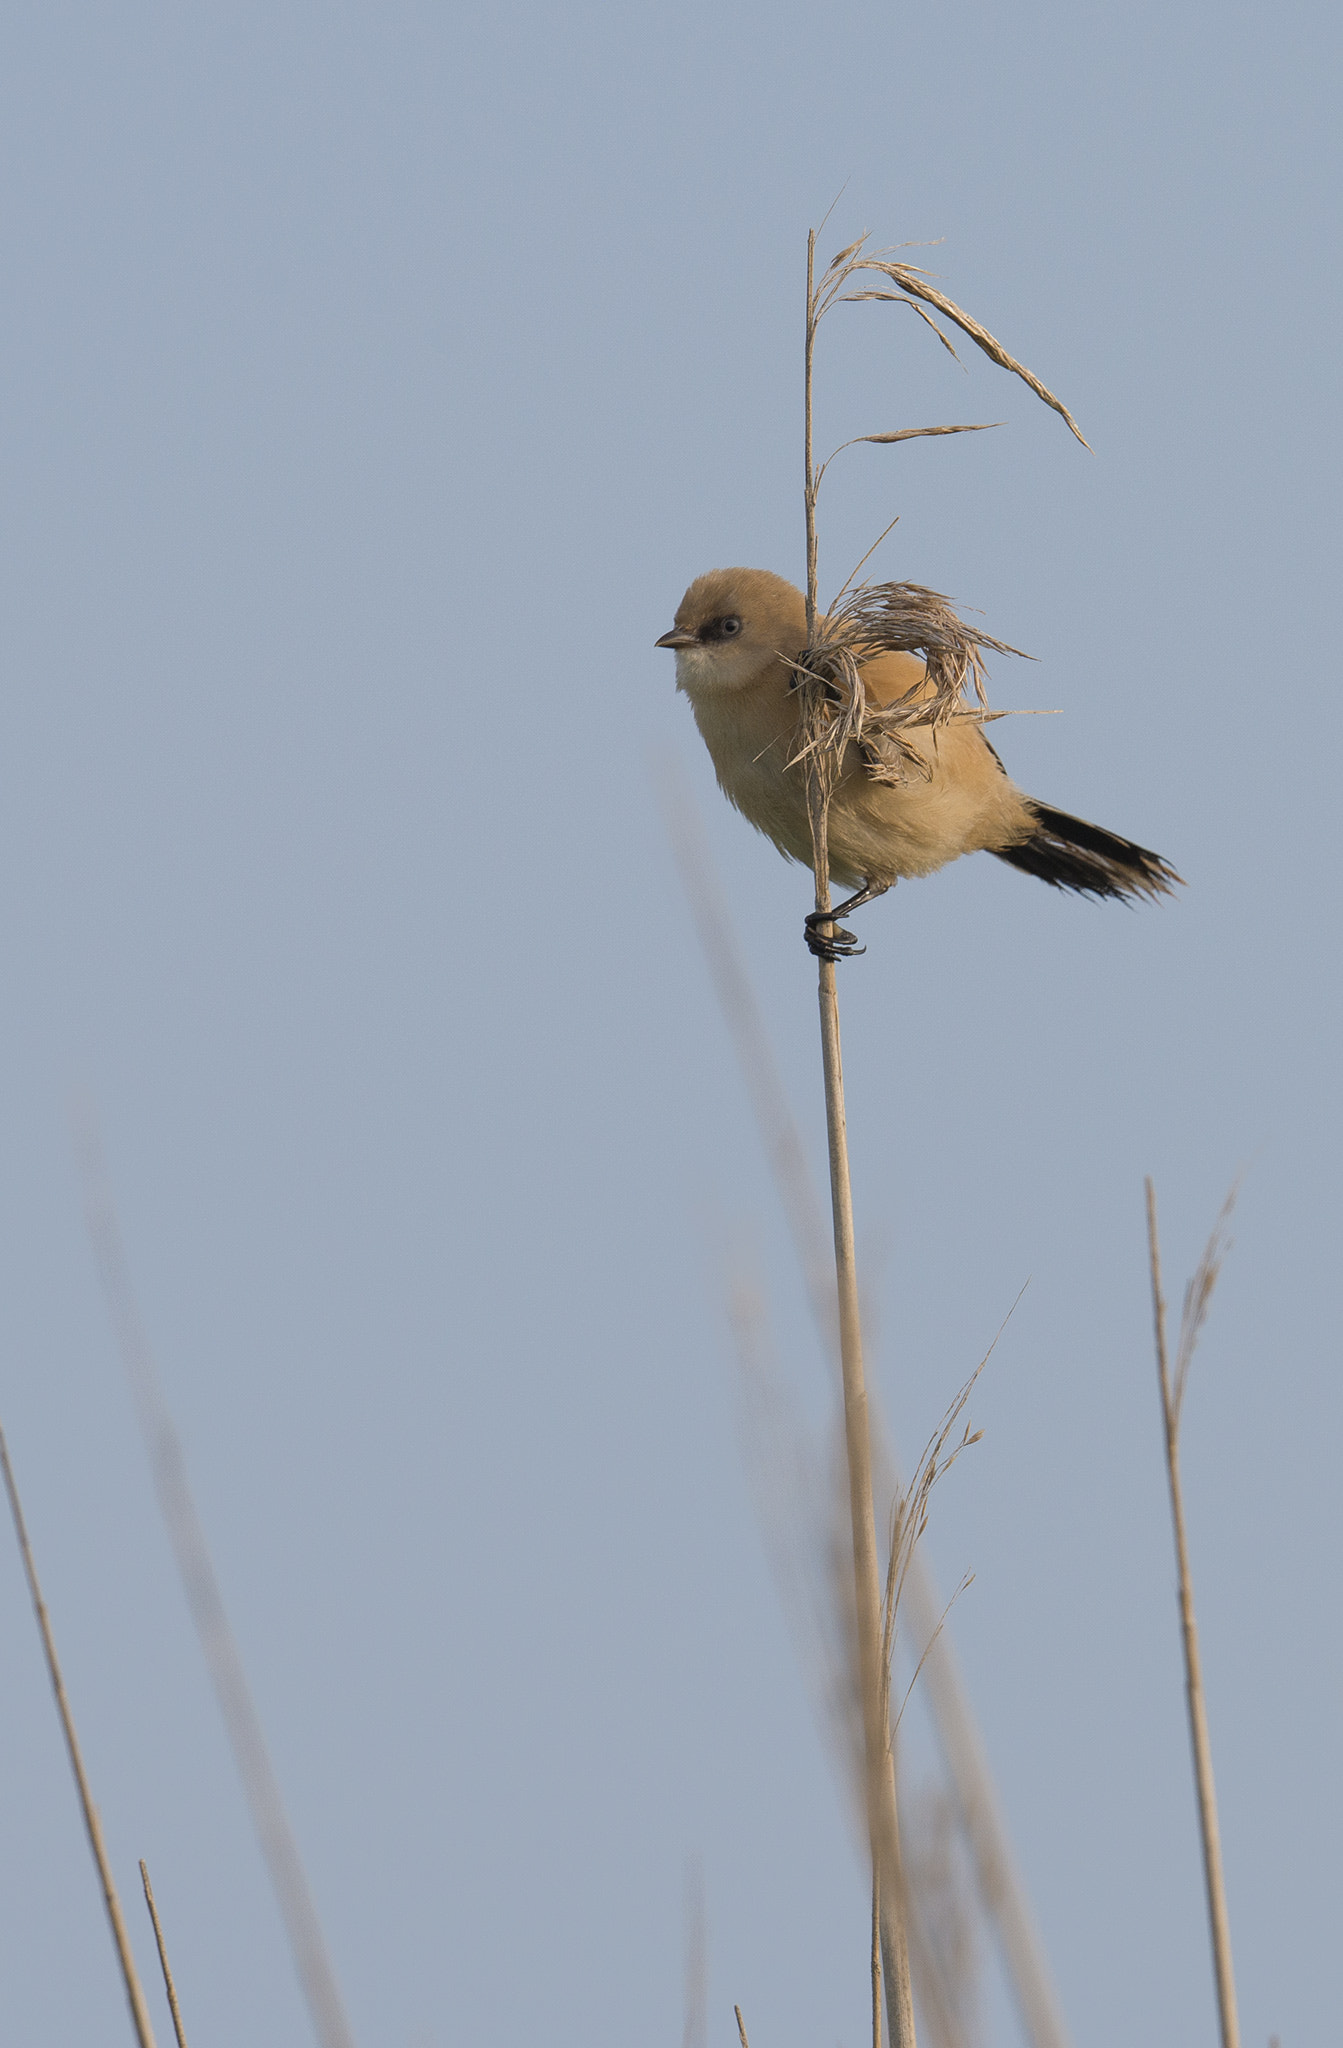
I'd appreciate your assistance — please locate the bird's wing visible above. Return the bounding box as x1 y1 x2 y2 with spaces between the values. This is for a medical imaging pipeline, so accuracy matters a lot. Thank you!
854 647 1013 792
856 648 931 709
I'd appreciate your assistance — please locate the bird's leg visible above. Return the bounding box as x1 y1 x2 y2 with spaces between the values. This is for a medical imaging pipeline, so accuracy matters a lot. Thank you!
804 880 890 962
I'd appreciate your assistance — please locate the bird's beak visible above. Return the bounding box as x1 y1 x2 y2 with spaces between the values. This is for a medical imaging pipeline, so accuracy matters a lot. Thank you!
655 627 698 649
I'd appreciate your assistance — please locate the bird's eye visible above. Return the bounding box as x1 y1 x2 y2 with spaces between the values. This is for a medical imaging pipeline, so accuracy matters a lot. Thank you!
716 615 742 638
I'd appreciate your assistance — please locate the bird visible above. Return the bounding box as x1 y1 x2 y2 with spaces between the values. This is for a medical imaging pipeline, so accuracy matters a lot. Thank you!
657 567 1179 958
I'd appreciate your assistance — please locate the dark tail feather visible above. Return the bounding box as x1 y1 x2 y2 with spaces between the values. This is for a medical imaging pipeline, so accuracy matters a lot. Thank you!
993 801 1181 902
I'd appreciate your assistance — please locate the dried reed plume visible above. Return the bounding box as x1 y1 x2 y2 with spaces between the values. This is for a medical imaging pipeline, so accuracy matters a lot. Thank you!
794 227 1084 808
0 1421 160 2048
1145 1178 1241 2048
879 1332 1011 1746
789 582 1029 787
795 217 1086 2048
140 1861 191 2048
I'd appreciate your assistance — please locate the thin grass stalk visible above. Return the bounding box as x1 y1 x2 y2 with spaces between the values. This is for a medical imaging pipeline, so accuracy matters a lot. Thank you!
663 764 1069 2048
0 1422 159 2048
804 229 819 641
140 1862 190 2048
1144 1181 1241 2048
75 1117 359 2048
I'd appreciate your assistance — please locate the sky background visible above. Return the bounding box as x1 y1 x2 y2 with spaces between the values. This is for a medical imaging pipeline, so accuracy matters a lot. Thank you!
0 3 1338 2044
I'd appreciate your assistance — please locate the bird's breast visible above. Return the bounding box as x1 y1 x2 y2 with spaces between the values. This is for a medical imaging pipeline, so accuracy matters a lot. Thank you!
681 666 1033 890
683 676 817 866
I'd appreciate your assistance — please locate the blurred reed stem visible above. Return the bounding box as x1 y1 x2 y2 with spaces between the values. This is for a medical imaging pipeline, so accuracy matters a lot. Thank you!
75 1115 359 2048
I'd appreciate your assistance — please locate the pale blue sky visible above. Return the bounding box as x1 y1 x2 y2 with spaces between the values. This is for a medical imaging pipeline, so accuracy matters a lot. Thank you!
0 4 1338 2044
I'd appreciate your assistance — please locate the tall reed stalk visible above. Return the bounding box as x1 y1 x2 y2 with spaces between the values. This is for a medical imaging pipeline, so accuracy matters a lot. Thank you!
1144 1180 1241 2048
793 219 1086 2048
802 223 917 2048
0 1422 159 2048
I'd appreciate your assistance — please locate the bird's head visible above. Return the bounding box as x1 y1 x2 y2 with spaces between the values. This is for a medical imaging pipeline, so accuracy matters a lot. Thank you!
656 568 808 697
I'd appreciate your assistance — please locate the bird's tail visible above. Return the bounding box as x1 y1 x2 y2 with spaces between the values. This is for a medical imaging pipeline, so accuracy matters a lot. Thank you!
993 801 1180 902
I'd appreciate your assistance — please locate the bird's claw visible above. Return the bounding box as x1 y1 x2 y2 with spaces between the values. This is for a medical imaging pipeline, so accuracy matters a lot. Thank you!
804 912 865 962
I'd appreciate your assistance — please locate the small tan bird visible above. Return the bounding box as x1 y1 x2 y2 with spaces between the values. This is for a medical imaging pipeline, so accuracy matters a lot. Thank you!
658 567 1178 957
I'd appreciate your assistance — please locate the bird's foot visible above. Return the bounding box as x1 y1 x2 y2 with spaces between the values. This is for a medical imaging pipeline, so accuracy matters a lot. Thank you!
804 911 865 961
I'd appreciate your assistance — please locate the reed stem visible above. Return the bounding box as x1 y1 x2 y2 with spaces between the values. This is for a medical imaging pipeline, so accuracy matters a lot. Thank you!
140 1861 190 2048
1145 1181 1241 2048
816 940 916 2048
0 1422 158 2048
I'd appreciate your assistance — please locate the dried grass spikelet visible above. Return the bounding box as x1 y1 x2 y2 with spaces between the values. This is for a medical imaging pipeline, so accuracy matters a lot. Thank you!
879 1287 1023 1742
789 580 1030 790
1170 1181 1238 1434
815 233 1089 451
